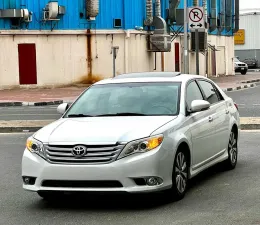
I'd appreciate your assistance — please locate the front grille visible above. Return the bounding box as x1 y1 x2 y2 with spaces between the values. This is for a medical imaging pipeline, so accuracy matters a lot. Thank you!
45 144 125 164
238 64 245 66
41 180 123 188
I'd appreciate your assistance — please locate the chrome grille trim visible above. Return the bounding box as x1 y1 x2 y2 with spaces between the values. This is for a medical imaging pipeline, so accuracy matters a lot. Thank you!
44 144 125 165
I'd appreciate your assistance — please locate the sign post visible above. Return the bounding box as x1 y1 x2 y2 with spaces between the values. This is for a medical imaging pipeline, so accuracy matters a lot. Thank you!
188 7 205 75
184 0 189 74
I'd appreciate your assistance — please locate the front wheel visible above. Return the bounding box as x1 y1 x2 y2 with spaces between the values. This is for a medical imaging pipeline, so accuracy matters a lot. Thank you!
223 130 238 170
241 70 247 75
164 150 189 201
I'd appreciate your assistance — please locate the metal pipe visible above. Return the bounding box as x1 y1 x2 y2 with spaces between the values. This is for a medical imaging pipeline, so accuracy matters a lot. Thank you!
161 52 165 71
113 48 116 77
233 0 239 33
145 0 153 25
155 0 161 17
184 0 189 74
195 29 200 75
193 0 198 6
203 0 207 21
154 53 157 70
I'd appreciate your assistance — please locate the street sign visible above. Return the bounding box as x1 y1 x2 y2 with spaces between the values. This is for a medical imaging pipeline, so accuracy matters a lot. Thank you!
188 7 205 30
234 29 245 45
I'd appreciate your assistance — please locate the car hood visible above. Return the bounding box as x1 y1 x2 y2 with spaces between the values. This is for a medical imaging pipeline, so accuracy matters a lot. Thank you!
33 116 177 145
234 61 247 66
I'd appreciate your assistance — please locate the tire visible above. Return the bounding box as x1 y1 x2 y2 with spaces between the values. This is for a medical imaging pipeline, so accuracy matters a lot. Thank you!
241 70 247 75
223 129 238 170
164 150 189 201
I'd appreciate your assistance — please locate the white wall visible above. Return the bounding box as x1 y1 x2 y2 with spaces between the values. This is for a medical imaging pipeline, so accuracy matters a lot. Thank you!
0 30 235 88
207 35 235 76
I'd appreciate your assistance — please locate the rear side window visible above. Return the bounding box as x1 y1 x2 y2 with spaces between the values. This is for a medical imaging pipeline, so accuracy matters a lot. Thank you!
197 80 221 105
186 81 204 110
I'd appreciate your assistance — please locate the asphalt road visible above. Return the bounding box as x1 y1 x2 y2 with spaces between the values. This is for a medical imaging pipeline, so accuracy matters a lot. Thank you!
0 132 260 225
227 84 260 117
0 106 60 121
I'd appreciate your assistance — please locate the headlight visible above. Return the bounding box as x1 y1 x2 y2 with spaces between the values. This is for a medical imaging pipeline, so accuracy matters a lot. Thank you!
26 137 45 159
117 135 163 159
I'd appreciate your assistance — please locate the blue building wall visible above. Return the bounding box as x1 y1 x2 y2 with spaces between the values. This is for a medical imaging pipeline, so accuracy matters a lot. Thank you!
0 0 235 36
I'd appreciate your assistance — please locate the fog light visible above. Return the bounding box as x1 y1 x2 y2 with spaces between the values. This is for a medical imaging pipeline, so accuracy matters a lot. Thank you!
22 176 36 185
146 177 163 186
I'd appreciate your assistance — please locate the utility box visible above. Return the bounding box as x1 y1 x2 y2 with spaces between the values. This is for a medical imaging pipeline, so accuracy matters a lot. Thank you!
190 31 207 51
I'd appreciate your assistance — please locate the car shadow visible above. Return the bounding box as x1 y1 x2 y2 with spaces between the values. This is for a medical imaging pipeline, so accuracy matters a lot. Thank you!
29 162 236 211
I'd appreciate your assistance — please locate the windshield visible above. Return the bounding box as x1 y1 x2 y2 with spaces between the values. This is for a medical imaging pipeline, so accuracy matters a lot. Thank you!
234 58 240 62
64 82 181 117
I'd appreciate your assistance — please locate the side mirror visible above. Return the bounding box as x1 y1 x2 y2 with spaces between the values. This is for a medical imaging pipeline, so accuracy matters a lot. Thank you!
57 103 69 114
190 100 210 113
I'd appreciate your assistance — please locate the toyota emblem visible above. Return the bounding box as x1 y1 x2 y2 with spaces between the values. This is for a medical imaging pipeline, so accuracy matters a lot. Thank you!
72 145 87 158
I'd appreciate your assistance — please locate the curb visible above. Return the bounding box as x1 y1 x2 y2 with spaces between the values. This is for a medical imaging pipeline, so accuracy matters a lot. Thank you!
248 69 260 72
0 127 42 133
241 79 260 84
0 100 73 107
241 124 260 130
222 83 257 92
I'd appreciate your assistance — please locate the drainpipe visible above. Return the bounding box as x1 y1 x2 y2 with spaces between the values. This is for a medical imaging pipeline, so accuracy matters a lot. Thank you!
144 0 153 26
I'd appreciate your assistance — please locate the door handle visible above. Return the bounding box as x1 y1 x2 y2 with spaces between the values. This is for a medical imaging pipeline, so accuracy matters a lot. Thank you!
209 116 214 122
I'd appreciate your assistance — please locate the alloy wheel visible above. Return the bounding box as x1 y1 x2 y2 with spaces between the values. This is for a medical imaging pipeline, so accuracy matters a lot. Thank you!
229 132 237 165
175 152 188 194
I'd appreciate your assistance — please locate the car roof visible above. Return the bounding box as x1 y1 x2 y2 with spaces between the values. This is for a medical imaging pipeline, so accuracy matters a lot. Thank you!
93 72 209 85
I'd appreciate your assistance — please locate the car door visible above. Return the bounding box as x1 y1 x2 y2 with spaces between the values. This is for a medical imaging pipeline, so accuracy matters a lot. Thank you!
197 79 230 156
186 80 217 167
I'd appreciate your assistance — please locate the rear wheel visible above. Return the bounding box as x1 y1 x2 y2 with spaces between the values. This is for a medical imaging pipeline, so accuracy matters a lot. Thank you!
164 150 189 201
223 130 238 170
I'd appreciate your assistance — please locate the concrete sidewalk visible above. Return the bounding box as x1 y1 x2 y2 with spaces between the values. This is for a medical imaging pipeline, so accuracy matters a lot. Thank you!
0 86 87 107
1 74 260 107
0 118 259 132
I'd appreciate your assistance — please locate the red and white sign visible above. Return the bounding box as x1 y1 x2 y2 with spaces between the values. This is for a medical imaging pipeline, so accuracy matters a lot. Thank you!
188 7 205 30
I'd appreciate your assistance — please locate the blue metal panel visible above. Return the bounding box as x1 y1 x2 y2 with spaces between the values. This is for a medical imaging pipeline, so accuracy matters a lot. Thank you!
124 0 145 29
96 0 124 29
0 0 236 35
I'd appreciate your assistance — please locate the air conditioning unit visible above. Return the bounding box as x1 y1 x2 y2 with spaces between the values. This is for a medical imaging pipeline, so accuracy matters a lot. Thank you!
43 1 65 21
0 9 33 23
23 9 33 23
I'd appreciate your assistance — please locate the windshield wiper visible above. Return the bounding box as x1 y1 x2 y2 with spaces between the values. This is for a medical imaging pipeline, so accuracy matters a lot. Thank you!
67 114 94 118
96 113 147 117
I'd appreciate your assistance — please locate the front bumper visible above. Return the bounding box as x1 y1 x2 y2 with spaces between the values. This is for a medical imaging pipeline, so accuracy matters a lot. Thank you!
22 146 174 193
235 67 248 72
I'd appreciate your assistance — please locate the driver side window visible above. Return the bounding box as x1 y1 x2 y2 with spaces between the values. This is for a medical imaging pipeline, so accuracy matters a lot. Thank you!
186 81 204 110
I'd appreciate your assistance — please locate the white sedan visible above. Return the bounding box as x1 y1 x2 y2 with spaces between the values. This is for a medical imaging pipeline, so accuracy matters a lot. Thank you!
22 72 240 201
